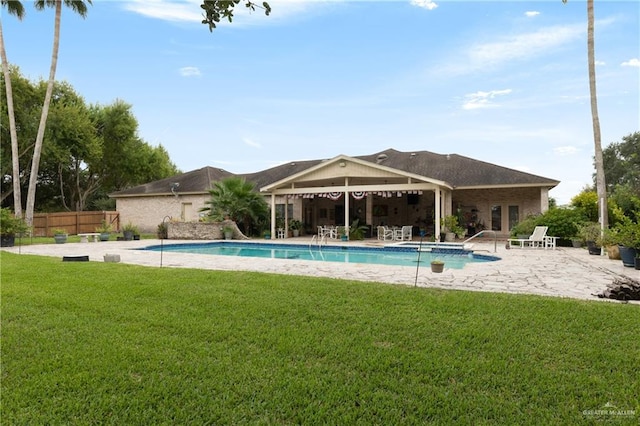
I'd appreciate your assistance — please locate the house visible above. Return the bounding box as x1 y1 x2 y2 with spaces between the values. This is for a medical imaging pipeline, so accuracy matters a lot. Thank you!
110 148 559 239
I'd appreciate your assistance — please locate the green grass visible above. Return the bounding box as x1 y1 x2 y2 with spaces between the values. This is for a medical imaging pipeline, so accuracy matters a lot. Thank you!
2 252 639 425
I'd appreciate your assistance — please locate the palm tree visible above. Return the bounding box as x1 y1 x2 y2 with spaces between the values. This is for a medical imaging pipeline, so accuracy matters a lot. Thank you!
563 0 608 231
200 176 269 236
0 0 26 217
24 0 91 226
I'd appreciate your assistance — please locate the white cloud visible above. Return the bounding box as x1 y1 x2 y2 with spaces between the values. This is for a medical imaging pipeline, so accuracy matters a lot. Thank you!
243 137 261 148
469 24 583 69
179 66 201 77
621 58 640 68
525 11 540 18
462 89 512 110
123 0 203 23
411 0 438 11
553 146 579 156
595 60 606 66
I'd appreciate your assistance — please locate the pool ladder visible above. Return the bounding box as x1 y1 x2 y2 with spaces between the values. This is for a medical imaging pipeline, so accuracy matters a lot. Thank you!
309 234 328 251
462 230 498 253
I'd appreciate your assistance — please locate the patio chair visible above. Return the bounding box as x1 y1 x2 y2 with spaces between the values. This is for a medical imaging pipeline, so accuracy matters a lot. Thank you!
507 226 548 249
394 225 413 241
377 226 394 241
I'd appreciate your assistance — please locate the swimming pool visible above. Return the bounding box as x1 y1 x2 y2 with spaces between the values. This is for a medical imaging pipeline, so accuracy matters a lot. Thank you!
141 242 500 269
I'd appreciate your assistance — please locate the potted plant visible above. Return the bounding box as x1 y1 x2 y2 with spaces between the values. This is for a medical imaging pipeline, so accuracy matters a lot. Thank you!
263 229 271 240
430 259 445 273
95 220 112 241
599 228 621 260
223 224 234 240
577 222 601 255
442 215 464 242
122 222 138 241
157 222 168 239
53 228 68 244
609 217 640 267
0 208 30 247
570 236 583 248
348 219 369 241
337 226 349 241
289 219 302 237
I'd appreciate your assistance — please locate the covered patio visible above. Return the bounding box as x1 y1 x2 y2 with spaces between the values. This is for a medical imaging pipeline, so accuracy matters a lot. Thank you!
261 155 455 240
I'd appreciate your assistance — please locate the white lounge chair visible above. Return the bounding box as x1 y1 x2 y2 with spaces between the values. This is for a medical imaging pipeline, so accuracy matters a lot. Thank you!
507 226 549 249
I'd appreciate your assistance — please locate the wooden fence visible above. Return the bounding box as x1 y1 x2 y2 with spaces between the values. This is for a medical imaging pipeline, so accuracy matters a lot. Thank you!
32 211 120 237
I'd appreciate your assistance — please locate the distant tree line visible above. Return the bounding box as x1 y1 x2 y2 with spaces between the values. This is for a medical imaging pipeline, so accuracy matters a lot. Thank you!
0 66 180 212
514 131 640 244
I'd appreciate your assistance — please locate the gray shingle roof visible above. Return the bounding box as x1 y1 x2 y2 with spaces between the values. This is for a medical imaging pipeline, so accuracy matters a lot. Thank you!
110 166 233 197
111 148 558 197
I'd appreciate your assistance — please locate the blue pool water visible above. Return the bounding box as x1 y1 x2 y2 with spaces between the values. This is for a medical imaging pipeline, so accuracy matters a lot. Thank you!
140 242 499 269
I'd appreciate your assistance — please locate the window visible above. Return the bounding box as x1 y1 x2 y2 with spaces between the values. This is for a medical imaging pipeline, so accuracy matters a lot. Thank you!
275 204 293 219
491 205 502 231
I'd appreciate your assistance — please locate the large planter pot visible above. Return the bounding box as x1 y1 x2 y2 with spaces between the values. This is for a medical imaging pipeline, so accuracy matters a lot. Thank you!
586 241 601 255
444 232 455 242
1 234 15 247
123 231 134 241
606 245 620 260
292 229 300 237
431 262 444 273
54 234 68 244
99 232 110 242
635 257 640 270
618 245 638 267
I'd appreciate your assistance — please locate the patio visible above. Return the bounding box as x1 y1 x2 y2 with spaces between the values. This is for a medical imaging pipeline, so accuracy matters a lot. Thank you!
2 237 636 302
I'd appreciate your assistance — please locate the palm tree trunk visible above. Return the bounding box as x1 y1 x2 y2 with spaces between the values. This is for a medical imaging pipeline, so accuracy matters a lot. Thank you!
0 21 22 217
587 0 608 230
24 1 62 226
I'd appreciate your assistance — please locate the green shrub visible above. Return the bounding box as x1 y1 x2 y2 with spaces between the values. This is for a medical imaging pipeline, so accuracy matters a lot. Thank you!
511 208 583 243
539 208 584 240
0 208 30 236
509 215 539 238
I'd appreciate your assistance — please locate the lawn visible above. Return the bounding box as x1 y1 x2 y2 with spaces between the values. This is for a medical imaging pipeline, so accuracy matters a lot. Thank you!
1 252 638 424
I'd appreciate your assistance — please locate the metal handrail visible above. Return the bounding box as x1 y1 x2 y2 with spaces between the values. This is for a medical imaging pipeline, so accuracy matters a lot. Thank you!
462 229 498 252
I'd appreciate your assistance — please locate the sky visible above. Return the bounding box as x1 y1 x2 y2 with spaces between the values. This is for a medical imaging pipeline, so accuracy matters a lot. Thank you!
2 0 639 205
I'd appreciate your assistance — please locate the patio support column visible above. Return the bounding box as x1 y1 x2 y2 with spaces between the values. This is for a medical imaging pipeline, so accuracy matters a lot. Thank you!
284 195 289 238
270 193 276 238
344 177 349 228
434 188 441 240
365 193 372 227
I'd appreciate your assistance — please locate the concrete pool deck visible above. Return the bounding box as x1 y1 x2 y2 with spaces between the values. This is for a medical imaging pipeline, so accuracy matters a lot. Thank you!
2 237 638 302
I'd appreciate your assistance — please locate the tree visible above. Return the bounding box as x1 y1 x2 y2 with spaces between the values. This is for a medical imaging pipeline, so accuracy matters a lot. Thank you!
90 100 179 194
200 0 271 31
602 131 640 195
39 82 100 211
0 0 25 218
24 0 91 226
200 176 268 236
0 66 41 207
2 71 179 212
562 0 608 231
